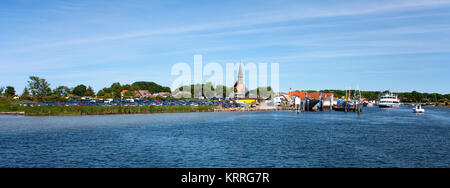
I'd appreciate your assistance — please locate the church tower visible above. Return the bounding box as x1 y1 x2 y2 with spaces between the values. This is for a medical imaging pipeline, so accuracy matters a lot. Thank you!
234 64 248 98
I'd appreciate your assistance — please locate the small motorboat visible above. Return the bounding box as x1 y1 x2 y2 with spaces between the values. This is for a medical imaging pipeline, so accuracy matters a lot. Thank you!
413 105 425 113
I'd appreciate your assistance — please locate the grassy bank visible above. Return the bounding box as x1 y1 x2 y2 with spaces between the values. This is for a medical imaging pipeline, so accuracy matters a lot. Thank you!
0 99 14 112
23 105 215 116
0 100 215 116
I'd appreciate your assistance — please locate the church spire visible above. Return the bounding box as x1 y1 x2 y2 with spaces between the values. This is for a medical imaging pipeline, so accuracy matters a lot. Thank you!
234 63 248 99
238 63 243 83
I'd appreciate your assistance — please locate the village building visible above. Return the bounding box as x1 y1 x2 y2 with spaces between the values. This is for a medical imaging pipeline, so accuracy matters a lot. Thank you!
134 90 152 98
289 91 337 100
121 90 152 98
120 90 129 97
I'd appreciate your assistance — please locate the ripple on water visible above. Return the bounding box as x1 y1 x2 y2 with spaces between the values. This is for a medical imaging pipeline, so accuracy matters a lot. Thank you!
0 106 449 167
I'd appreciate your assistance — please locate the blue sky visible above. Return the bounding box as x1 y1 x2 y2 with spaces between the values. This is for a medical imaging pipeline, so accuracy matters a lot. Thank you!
1 0 450 94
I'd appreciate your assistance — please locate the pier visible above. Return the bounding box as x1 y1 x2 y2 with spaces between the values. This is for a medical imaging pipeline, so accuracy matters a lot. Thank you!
288 90 363 114
0 112 25 115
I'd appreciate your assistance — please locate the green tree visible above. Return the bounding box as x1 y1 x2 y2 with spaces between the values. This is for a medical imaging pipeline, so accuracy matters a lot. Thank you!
124 90 135 98
202 82 215 98
4 86 15 97
411 91 422 102
28 76 52 101
215 85 229 98
255 86 273 99
20 87 32 100
111 82 122 99
103 87 112 94
0 87 4 96
85 86 95 97
22 87 30 96
72 84 87 96
53 86 71 96
132 81 171 93
398 92 411 102
121 84 132 91
104 93 112 99
120 84 140 93
97 87 112 97
97 89 105 97
431 93 438 103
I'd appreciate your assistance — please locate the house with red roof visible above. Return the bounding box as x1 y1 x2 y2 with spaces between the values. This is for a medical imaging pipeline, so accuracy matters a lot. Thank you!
289 91 337 100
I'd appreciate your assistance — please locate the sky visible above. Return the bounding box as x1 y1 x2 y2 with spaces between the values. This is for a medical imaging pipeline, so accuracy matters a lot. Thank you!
1 0 450 94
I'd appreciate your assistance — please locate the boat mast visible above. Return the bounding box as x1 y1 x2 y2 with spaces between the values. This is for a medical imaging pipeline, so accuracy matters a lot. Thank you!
348 88 352 101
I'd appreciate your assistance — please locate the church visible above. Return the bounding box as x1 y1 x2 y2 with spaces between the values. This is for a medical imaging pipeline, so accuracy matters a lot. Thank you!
233 64 248 99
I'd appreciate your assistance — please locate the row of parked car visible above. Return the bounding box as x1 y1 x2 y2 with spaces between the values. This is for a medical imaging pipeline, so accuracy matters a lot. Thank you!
19 99 254 108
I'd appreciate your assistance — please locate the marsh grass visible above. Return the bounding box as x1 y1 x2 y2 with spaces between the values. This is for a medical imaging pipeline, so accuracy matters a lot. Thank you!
24 105 215 116
0 99 214 116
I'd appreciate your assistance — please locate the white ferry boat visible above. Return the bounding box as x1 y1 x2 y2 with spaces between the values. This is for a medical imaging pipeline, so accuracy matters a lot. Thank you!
378 92 401 108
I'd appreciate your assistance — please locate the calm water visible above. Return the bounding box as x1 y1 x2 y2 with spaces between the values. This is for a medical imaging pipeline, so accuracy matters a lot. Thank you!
0 106 448 168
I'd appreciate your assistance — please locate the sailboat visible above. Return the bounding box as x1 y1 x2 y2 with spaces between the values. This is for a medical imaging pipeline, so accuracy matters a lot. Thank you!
333 89 361 112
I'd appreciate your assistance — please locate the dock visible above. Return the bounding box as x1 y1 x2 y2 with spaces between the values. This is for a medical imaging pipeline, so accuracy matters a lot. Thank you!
0 112 25 115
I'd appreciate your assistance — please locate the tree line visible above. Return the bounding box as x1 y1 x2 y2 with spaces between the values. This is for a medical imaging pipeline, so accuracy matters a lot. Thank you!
96 81 170 99
174 82 274 98
318 89 449 103
0 76 171 102
1 76 448 103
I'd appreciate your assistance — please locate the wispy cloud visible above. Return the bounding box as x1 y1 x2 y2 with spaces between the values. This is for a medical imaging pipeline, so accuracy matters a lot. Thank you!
6 0 450 54
5 24 218 54
365 24 450 35
218 48 450 63
240 0 450 24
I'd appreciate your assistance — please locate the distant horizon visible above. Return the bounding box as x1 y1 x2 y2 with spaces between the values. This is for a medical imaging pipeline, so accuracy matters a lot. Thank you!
1 0 450 94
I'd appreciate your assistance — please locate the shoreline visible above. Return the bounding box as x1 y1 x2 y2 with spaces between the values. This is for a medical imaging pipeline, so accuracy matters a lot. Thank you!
0 106 295 116
425 105 450 108
1 105 448 117
0 112 25 115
